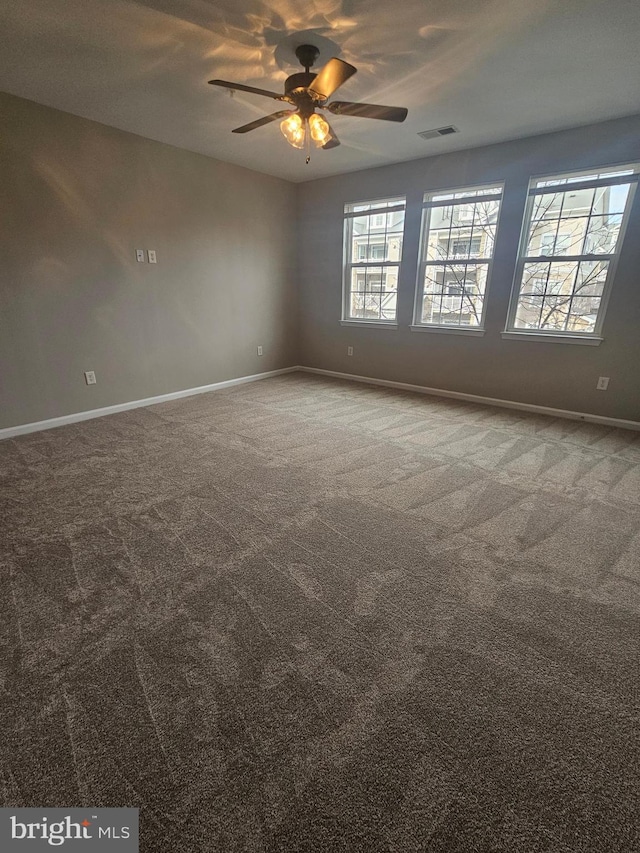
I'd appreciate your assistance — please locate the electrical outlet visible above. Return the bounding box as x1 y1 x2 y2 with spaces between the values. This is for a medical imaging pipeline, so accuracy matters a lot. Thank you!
147 250 157 264
596 376 610 391
84 371 97 385
347 346 353 356
257 345 263 356
135 249 145 262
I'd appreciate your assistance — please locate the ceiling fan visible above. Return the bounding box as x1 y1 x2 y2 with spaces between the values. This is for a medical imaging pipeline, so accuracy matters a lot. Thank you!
208 44 408 157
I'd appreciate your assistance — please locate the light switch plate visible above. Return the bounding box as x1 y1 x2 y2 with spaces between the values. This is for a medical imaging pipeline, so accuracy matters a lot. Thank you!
136 249 145 262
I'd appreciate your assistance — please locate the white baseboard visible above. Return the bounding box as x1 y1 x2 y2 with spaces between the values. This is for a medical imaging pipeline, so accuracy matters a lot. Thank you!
0 367 298 440
298 366 640 432
4 364 638 439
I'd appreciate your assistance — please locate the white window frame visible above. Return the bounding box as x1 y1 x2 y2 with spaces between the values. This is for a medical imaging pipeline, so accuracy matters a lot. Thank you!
412 182 504 336
342 196 406 326
504 164 639 343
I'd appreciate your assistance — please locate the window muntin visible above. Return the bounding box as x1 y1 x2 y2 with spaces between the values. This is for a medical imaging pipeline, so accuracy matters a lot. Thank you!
343 197 406 322
508 166 638 336
415 184 503 328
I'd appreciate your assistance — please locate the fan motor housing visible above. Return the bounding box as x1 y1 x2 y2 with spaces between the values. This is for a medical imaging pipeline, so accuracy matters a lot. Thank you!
284 72 316 95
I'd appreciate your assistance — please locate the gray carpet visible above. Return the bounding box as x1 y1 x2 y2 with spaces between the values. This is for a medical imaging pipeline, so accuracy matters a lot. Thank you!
1 372 639 852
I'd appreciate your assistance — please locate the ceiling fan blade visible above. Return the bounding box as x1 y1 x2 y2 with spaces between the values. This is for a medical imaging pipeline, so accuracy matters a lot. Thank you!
208 79 286 101
309 58 357 100
232 110 293 134
326 101 408 122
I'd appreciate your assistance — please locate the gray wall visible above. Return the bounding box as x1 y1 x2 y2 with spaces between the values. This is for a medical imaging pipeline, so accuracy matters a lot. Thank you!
2 94 639 431
297 115 640 422
0 92 298 430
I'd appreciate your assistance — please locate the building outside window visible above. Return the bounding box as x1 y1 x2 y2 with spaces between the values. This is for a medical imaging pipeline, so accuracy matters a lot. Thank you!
343 197 406 323
506 165 639 337
414 184 503 329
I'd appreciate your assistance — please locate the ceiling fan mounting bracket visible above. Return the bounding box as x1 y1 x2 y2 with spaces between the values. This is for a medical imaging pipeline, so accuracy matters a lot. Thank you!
294 44 320 72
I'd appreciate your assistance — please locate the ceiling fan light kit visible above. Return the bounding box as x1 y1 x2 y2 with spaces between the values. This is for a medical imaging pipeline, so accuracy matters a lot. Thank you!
208 43 408 160
280 112 305 148
308 113 332 145
281 112 333 151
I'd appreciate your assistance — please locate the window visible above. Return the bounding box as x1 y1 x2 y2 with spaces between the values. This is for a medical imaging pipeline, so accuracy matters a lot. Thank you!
414 184 503 329
507 165 639 337
343 197 406 323
357 241 388 261
539 231 572 255
448 236 482 257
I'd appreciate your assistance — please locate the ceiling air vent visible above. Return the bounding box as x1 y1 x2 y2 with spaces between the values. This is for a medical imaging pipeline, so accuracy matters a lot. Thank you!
418 125 459 141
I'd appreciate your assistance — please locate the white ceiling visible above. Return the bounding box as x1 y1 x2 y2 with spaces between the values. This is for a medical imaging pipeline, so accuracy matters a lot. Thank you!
1 0 639 182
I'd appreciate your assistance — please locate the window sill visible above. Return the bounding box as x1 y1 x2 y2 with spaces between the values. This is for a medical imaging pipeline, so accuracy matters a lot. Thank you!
501 331 603 346
410 325 485 337
340 320 398 329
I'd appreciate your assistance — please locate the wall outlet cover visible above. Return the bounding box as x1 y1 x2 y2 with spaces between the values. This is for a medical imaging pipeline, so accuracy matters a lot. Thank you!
147 250 157 264
84 371 97 385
